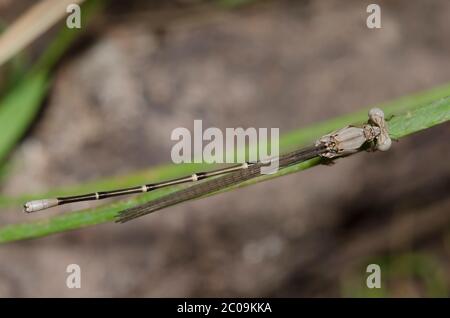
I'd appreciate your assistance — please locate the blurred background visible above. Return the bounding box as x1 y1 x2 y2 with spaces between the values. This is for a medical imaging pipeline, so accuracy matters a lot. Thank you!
0 0 449 297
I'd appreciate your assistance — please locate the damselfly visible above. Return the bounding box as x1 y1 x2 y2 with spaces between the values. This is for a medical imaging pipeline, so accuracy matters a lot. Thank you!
24 108 391 223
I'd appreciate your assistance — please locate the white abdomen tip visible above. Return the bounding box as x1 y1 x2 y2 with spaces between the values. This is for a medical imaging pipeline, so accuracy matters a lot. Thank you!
369 107 385 120
23 199 59 213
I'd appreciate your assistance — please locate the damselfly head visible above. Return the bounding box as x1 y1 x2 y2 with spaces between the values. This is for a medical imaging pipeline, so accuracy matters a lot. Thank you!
376 135 392 151
368 107 385 120
368 107 392 152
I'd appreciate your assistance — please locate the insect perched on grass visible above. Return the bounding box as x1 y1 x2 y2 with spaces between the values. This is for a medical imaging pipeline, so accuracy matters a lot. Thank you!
23 108 391 223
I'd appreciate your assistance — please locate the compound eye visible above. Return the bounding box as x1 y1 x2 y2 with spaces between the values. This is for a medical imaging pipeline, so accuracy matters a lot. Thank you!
369 107 385 121
377 137 392 151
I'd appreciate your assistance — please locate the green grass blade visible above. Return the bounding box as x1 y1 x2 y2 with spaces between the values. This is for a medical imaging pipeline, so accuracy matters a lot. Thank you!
0 71 49 164
0 94 448 243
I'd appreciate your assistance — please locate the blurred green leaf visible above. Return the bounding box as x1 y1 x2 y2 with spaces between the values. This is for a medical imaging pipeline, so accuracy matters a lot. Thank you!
342 253 448 297
216 0 257 9
4 52 29 90
0 22 29 96
390 253 448 297
0 0 103 166
0 71 49 164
